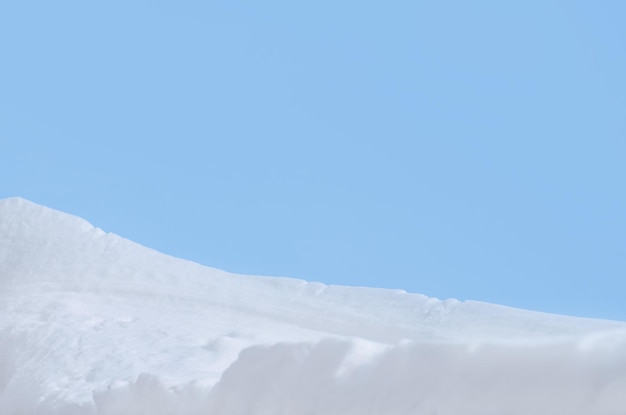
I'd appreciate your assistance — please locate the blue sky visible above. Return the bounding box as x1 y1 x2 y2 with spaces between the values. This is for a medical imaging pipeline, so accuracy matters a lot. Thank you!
1 1 625 321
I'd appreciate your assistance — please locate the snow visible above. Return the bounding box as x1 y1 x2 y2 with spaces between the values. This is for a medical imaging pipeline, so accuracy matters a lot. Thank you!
0 196 625 414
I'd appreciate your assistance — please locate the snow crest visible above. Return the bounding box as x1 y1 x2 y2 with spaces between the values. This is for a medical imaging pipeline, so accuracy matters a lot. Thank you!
1 198 625 414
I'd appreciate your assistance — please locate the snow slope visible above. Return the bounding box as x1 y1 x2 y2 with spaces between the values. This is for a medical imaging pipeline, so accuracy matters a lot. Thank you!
0 197 625 414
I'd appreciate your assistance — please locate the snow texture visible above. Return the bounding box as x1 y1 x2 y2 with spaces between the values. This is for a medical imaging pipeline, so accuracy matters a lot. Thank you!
1 197 625 414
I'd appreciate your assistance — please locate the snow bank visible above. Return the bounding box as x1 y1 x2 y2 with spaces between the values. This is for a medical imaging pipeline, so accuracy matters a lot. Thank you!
1 198 626 414
207 337 626 415
2 335 625 414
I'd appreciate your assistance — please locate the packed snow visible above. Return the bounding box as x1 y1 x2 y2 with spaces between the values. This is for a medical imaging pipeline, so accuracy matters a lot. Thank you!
0 197 625 414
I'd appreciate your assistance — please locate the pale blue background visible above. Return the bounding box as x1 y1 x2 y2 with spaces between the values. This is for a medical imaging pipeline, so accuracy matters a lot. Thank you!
1 1 624 320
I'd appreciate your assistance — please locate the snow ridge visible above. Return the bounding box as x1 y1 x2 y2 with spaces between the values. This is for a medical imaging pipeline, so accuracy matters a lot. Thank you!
1 197 625 414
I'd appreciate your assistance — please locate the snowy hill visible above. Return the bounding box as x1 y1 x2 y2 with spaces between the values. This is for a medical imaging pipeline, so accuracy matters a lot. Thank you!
1 197 625 414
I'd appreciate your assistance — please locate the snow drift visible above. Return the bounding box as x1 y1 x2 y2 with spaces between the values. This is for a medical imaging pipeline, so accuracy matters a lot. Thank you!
1 197 625 414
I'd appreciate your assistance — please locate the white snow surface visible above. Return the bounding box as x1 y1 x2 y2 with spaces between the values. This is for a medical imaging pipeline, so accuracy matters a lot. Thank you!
1 197 625 414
